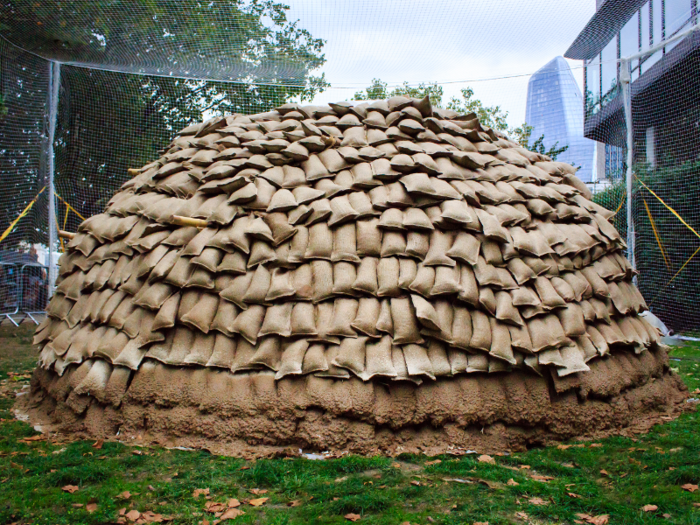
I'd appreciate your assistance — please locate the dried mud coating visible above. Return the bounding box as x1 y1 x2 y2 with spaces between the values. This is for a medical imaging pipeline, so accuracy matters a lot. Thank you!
24 97 688 455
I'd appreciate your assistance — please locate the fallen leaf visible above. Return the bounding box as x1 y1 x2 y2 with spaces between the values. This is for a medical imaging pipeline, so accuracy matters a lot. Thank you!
507 479 519 486
249 488 268 495
62 485 79 493
125 510 140 521
344 513 361 522
663 513 672 519
72 503 83 508
148 485 156 491
411 480 421 486
682 483 699 492
248 497 268 507
590 443 603 448
218 508 244 521
425 460 441 466
557 444 571 450
530 474 554 482
642 505 658 512
288 500 302 507
694 503 700 507
562 463 575 468
92 440 104 449
391 462 401 469
86 503 98 513
599 469 610 477
514 511 529 520
118 491 132 500
568 492 582 498
227 499 240 508
335 476 348 483
519 465 531 470
587 516 609 525
205 501 226 513
528 497 547 506
477 455 495 464
193 488 210 498
473 522 489 525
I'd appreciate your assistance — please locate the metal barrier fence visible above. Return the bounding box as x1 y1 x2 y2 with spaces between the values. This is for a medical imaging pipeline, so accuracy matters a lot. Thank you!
0 263 49 326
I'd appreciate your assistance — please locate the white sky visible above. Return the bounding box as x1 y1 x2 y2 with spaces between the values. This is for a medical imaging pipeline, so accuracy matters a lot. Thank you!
285 0 595 127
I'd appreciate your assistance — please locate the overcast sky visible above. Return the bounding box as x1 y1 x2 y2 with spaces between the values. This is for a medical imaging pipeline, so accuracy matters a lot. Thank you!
285 0 596 127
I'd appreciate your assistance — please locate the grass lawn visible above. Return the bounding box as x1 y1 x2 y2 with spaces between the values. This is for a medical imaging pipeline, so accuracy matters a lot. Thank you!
1 323 699 525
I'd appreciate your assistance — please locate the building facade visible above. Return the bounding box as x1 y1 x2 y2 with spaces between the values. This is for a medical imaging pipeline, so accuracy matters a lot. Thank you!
525 56 597 182
565 0 700 173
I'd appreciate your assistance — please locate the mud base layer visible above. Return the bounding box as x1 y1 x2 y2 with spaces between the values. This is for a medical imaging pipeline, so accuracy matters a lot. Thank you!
20 347 689 457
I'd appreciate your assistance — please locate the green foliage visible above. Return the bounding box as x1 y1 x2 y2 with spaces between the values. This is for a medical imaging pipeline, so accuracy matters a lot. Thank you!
593 161 700 331
446 87 509 132
353 79 444 106
1 325 700 524
512 123 570 161
0 1 328 236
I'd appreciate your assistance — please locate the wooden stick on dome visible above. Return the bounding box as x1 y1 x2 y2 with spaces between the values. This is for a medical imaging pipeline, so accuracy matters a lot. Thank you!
170 215 208 228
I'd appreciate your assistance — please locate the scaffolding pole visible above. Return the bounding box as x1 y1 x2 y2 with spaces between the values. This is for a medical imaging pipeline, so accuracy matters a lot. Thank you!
619 58 635 277
46 61 61 297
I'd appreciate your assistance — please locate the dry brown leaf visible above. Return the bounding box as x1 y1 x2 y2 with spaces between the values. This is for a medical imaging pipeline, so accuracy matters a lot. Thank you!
562 463 575 468
681 483 699 492
249 488 268 495
519 465 531 470
477 455 495 464
335 476 348 483
557 444 571 450
568 492 582 498
227 499 241 508
642 505 658 512
528 497 547 506
411 480 421 486
662 514 671 519
72 503 83 508
514 511 529 520
425 460 442 466
193 488 210 498
204 501 226 513
391 463 401 469
345 513 361 522
599 470 610 477
125 509 140 521
589 443 602 448
288 500 302 507
507 479 519 486
530 474 554 482
248 497 268 507
62 485 79 493
587 515 610 525
473 522 489 525
92 440 104 449
118 491 132 500
218 508 244 521
86 503 98 513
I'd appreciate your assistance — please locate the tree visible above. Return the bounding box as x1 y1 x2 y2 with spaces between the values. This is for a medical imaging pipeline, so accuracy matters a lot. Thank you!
353 79 444 106
0 1 328 239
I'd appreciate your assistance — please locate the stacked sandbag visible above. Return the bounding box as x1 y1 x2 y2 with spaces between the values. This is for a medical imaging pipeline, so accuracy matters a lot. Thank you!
33 96 662 404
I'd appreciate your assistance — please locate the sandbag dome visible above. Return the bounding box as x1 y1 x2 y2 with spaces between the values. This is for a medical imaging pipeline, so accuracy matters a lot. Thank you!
25 96 687 455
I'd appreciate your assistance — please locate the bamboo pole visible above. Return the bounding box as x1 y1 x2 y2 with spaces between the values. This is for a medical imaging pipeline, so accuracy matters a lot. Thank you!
170 215 208 228
58 230 75 240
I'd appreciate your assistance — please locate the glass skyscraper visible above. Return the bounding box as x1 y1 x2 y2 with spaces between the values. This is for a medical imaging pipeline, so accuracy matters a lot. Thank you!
525 56 596 182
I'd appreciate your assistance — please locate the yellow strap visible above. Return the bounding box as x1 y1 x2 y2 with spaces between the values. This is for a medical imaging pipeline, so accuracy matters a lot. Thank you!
54 193 86 221
642 197 671 271
650 245 700 306
610 192 625 217
636 176 700 241
0 187 47 244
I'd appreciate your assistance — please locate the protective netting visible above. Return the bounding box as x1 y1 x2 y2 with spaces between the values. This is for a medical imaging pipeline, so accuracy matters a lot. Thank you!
0 0 698 334
583 0 700 332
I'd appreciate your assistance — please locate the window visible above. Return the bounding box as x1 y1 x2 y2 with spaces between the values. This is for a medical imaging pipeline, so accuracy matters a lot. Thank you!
585 55 601 116
666 0 693 37
643 0 664 70
641 1 651 52
621 11 640 58
601 36 619 107
665 0 693 52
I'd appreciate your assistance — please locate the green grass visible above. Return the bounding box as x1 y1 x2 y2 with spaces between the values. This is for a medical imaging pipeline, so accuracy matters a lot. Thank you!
1 323 699 524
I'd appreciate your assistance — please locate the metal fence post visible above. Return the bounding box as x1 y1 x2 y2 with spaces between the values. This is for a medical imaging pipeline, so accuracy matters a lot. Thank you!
47 61 61 298
619 58 635 278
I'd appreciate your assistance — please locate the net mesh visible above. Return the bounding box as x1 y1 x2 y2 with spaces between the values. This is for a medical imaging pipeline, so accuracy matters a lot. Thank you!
0 0 698 332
